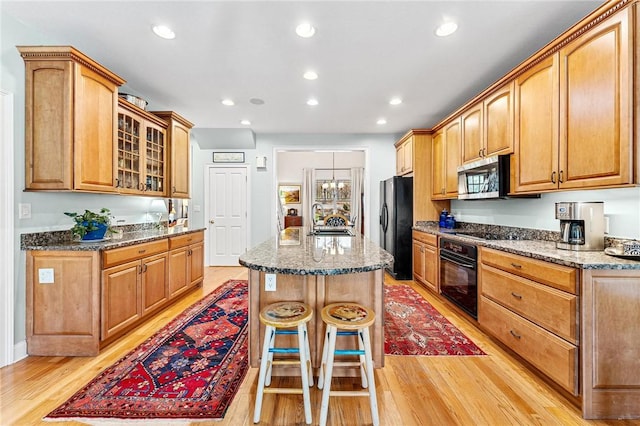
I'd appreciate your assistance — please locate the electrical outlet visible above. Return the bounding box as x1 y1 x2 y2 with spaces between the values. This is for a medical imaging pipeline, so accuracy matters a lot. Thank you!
604 216 610 234
38 268 54 284
19 203 31 219
265 274 276 291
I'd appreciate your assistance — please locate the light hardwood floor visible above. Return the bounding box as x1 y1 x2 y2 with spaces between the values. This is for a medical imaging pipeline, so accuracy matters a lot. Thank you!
1 266 639 425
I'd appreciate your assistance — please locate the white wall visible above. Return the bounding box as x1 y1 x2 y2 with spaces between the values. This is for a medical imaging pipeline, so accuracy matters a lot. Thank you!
451 186 640 238
191 134 398 247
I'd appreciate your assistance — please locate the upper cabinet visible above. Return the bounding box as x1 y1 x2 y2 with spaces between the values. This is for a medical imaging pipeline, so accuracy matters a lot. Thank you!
461 83 514 165
432 119 460 200
513 8 632 194
19 46 194 198
19 46 126 192
152 112 194 199
395 134 414 176
117 100 168 196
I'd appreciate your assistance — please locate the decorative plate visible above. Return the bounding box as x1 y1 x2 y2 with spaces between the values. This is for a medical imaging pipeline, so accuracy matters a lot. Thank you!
604 247 640 261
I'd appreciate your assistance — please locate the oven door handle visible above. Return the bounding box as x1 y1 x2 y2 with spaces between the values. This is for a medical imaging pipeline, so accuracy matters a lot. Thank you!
440 254 475 269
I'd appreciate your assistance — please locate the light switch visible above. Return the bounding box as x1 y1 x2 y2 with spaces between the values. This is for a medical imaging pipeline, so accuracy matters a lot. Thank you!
38 268 54 284
265 274 276 291
19 203 31 219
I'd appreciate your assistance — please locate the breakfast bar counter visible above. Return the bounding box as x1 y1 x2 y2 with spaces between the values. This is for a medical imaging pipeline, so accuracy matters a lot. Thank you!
239 227 393 375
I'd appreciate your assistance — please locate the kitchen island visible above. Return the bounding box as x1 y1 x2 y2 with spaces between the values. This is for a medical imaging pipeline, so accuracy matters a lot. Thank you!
239 227 393 376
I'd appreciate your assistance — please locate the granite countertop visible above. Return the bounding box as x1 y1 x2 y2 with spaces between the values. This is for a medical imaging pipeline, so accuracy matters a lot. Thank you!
413 224 640 270
21 226 206 252
238 227 394 275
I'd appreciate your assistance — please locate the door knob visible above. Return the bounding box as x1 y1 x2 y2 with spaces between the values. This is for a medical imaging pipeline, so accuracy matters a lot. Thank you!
209 219 215 224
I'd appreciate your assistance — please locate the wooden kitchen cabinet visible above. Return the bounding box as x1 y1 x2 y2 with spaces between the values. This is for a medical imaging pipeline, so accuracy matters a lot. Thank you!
412 230 438 293
19 46 125 193
478 247 579 395
461 103 483 164
169 231 205 297
432 119 460 199
514 9 631 194
26 250 101 356
395 133 414 175
116 100 168 196
152 111 194 199
101 240 169 341
581 268 640 419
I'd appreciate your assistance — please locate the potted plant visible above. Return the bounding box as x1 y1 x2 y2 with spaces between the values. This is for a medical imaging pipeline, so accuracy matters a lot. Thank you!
64 208 112 240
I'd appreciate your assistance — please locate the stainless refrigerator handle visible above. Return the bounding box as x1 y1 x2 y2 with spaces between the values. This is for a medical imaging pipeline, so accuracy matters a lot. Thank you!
381 203 389 233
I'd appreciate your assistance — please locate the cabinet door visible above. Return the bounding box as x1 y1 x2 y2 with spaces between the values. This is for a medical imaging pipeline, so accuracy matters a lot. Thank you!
144 120 167 195
431 131 445 198
189 242 205 287
73 64 118 192
403 138 413 174
141 253 168 315
484 82 514 157
444 119 460 198
102 260 141 340
559 9 631 190
423 242 438 293
24 59 74 190
169 247 189 297
170 121 191 198
412 240 425 284
116 108 143 193
461 104 483 164
395 143 405 175
513 54 559 193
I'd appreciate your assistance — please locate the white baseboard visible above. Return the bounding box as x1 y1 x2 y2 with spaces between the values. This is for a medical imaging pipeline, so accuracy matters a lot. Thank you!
13 340 27 363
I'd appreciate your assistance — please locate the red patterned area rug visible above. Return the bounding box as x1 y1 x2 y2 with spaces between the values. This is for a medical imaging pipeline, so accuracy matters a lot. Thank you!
384 284 486 356
45 279 249 422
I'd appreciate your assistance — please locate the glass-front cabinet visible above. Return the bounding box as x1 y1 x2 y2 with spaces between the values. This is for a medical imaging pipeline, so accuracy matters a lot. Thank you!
117 100 168 196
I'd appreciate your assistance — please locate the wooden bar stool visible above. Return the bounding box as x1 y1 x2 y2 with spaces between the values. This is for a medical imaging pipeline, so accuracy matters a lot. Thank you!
317 302 379 426
253 301 314 424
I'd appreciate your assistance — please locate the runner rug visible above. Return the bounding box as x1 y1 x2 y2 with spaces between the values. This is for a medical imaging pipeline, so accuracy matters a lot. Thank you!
45 279 249 423
384 284 486 356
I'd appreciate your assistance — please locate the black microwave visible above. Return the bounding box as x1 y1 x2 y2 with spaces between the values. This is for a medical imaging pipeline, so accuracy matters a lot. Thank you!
457 155 510 200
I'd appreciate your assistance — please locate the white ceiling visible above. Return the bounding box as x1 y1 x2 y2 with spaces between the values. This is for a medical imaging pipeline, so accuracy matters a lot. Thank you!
3 0 602 136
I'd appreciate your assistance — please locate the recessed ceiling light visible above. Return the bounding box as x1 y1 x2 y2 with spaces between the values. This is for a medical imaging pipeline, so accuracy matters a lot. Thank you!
240 119 251 126
296 22 316 38
221 99 235 106
303 70 318 80
435 21 458 37
377 118 387 125
389 97 402 105
152 25 176 40
307 98 319 106
249 98 265 105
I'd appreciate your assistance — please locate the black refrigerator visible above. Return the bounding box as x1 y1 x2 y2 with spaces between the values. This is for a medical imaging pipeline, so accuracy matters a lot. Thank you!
379 176 413 280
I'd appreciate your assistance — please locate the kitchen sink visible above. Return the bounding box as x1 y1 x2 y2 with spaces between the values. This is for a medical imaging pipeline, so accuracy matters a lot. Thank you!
309 226 355 236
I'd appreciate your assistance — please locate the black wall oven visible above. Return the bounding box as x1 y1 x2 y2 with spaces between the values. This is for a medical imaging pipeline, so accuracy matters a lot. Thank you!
439 238 478 319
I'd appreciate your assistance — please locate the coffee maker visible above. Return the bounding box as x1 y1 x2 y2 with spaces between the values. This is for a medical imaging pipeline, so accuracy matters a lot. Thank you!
555 202 604 251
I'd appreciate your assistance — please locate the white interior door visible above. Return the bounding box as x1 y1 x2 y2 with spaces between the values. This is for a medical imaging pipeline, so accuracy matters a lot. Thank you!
206 166 248 266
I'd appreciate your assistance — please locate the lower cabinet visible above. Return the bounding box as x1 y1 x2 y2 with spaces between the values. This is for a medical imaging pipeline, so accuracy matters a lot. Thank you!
169 232 205 297
25 230 204 356
101 252 168 341
478 247 579 395
412 230 438 293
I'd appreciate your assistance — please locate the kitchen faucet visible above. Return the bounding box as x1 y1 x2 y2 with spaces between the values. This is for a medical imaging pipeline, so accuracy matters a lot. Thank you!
311 203 325 226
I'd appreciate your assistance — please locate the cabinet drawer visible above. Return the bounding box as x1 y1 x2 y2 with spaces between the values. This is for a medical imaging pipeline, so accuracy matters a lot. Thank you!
480 296 578 395
481 264 577 343
412 230 437 246
481 248 577 294
169 231 204 249
102 239 168 268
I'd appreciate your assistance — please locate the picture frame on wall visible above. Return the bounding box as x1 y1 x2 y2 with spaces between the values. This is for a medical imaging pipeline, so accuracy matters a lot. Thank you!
278 184 301 204
213 152 245 163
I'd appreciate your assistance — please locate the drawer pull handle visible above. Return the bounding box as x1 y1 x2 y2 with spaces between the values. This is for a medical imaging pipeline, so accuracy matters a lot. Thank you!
511 292 522 300
138 249 146 254
510 262 522 269
509 330 521 339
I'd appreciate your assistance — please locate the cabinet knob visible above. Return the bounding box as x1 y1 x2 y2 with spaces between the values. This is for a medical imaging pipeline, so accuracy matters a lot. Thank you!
209 219 215 224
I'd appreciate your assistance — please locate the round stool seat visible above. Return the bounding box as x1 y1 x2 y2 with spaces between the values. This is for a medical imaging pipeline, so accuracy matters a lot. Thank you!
260 301 313 328
321 302 375 330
